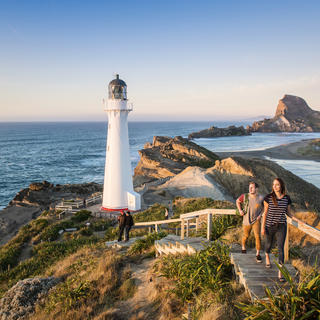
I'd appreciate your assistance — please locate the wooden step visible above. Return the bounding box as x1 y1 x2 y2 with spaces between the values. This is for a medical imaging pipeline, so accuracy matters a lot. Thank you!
230 250 298 301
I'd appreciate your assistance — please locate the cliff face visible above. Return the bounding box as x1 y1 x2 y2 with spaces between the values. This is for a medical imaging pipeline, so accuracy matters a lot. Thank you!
133 136 220 186
248 95 320 132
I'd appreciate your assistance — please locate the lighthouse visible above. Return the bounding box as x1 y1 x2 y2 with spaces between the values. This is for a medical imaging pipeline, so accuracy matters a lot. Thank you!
102 75 141 211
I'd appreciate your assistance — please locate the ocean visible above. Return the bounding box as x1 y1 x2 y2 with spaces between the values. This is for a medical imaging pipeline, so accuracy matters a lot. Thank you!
1 121 320 209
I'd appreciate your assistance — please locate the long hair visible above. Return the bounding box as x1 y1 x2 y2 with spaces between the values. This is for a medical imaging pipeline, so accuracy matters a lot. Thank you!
271 177 286 206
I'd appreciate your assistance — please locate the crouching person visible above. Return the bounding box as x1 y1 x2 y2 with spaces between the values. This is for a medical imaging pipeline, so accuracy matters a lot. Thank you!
236 181 264 262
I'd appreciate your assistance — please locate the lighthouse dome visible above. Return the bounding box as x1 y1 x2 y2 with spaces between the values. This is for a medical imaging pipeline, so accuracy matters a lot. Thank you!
108 74 127 100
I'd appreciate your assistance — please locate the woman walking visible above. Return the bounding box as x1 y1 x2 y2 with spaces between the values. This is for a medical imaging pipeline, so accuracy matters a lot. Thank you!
261 178 297 281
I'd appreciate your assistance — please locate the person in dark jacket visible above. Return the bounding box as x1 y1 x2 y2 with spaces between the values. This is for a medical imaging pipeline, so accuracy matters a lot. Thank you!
124 211 134 241
117 211 126 242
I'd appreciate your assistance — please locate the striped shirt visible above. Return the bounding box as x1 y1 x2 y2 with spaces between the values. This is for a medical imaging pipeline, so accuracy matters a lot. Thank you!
264 193 292 227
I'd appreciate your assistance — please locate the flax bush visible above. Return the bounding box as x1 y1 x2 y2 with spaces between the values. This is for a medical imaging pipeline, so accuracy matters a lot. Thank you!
128 231 167 255
238 264 320 319
156 241 232 303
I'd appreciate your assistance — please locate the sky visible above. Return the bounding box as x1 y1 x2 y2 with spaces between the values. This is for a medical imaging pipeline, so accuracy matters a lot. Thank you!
0 0 320 121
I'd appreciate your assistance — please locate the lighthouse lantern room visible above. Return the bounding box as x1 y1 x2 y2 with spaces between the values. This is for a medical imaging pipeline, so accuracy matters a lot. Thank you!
102 75 141 211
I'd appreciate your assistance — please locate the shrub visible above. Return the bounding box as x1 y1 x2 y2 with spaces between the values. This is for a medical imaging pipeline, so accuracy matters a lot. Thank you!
128 232 167 255
172 198 235 218
36 220 76 242
155 241 232 303
134 204 167 222
238 264 320 319
70 210 92 223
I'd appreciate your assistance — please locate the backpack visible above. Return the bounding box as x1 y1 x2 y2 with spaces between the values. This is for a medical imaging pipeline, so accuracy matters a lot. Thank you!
128 215 134 227
236 193 249 216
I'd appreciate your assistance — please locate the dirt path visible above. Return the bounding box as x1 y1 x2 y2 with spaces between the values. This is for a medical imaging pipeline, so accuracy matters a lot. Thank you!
107 258 160 320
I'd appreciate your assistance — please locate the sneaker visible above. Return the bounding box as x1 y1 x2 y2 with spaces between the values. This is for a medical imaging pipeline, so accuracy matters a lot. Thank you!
241 249 247 254
256 255 262 263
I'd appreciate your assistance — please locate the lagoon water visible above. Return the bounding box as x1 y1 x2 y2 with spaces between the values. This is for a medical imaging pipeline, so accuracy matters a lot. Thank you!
1 121 320 209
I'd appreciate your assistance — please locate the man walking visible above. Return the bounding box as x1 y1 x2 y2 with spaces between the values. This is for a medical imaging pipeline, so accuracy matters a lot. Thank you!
117 211 126 242
236 181 264 262
124 211 134 241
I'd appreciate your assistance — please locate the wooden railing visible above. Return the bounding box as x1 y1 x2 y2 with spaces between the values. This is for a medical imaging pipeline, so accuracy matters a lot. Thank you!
285 216 320 262
134 208 320 262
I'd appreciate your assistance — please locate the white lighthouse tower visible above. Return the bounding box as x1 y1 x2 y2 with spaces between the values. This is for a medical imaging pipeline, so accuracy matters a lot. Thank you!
102 75 141 211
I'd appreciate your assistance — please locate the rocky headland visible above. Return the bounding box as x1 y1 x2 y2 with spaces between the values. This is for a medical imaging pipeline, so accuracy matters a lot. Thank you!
188 125 251 139
134 136 320 212
248 94 320 132
0 181 102 245
134 136 220 186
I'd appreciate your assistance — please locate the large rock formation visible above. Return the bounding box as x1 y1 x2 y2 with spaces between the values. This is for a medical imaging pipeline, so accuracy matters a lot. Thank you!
248 95 320 132
188 125 251 139
134 136 220 186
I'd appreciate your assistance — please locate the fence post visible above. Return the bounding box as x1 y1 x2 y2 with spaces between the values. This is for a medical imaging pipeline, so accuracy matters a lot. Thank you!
196 217 199 233
155 224 158 233
148 226 152 233
284 218 290 262
186 219 190 237
181 218 185 240
207 213 212 240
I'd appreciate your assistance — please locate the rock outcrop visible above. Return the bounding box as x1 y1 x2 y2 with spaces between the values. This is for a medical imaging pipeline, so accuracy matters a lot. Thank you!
134 136 219 186
188 125 251 139
10 181 102 208
1 181 102 246
248 95 320 132
0 277 60 320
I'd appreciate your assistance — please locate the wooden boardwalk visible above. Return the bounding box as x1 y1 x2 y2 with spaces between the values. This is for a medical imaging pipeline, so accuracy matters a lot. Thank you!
230 249 298 301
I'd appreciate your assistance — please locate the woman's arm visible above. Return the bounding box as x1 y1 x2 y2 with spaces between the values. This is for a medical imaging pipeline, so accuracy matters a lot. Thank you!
261 201 269 236
286 205 298 221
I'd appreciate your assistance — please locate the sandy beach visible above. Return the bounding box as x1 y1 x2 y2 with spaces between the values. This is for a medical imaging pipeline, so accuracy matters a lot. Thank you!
216 139 320 162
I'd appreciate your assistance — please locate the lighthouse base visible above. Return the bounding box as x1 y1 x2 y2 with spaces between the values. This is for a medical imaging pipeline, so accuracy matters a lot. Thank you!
102 191 141 212
101 206 128 212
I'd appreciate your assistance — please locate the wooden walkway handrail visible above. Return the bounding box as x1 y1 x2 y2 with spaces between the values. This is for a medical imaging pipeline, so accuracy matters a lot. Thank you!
288 217 320 241
180 208 236 219
135 218 182 226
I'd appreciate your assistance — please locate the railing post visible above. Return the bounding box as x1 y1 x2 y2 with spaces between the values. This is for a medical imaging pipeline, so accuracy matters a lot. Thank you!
181 218 185 240
196 217 199 233
148 226 152 233
207 213 212 240
186 219 190 237
155 224 158 233
284 218 289 262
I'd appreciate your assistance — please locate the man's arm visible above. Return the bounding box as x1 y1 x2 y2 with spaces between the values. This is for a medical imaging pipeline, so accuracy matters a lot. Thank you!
261 200 269 235
236 196 244 216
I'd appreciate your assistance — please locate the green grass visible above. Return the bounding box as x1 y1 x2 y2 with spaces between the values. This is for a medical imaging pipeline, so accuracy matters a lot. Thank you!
0 218 50 272
0 237 99 297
